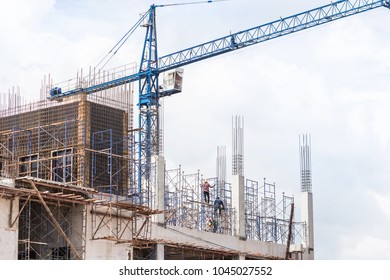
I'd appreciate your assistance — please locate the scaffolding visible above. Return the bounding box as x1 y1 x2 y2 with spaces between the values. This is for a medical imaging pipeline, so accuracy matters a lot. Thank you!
0 65 142 259
0 63 133 191
243 178 307 245
0 65 308 260
164 167 235 235
0 176 161 260
14 177 90 260
231 115 306 245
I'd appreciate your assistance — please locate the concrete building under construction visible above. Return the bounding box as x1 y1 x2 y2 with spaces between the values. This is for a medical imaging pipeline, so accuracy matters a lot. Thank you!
3 0 390 262
0 68 315 260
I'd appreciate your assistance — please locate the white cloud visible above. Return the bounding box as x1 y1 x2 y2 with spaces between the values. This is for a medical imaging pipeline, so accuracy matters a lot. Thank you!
369 190 390 218
339 235 390 259
0 0 55 28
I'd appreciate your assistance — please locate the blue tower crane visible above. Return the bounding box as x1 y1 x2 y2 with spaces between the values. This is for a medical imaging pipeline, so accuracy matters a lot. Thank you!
48 0 390 201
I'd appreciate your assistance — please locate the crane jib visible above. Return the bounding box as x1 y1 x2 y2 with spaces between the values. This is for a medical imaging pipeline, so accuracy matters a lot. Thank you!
158 0 388 72
48 0 389 99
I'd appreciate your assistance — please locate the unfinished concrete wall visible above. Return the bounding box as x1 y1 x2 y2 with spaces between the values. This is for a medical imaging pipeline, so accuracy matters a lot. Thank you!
0 195 19 260
83 204 131 260
68 205 86 259
84 238 129 260
151 223 287 259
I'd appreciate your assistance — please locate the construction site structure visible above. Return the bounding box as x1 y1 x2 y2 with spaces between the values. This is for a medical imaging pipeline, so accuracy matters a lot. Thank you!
0 79 312 259
3 0 387 260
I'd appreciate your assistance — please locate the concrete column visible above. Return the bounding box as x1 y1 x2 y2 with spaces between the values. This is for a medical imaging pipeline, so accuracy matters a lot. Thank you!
301 191 314 259
128 247 134 260
0 194 19 260
153 155 165 225
155 243 165 260
232 174 245 239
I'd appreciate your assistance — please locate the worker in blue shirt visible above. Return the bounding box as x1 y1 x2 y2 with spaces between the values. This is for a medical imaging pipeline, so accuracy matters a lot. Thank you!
213 197 225 216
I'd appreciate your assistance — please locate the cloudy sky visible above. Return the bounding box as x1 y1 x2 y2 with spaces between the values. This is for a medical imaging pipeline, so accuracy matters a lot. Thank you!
2 0 390 260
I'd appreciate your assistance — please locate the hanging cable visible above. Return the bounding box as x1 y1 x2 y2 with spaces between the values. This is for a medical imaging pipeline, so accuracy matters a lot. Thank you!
91 9 149 81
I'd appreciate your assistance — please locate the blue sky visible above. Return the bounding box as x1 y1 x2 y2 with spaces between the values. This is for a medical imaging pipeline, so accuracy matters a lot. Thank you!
2 0 390 260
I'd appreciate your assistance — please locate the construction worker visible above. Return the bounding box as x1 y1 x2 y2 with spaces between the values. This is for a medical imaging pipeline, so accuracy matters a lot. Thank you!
201 180 213 203
213 196 225 216
206 217 215 232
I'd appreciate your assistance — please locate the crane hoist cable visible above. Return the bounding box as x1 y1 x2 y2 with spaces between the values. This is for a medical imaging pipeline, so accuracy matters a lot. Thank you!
90 9 150 80
92 0 228 73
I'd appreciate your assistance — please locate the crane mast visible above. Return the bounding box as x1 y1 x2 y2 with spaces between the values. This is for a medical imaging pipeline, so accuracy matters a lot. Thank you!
138 5 160 195
48 0 390 200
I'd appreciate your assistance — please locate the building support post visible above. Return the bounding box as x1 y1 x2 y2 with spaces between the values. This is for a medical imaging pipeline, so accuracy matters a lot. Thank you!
153 155 165 225
232 174 245 239
155 243 165 260
301 191 314 259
